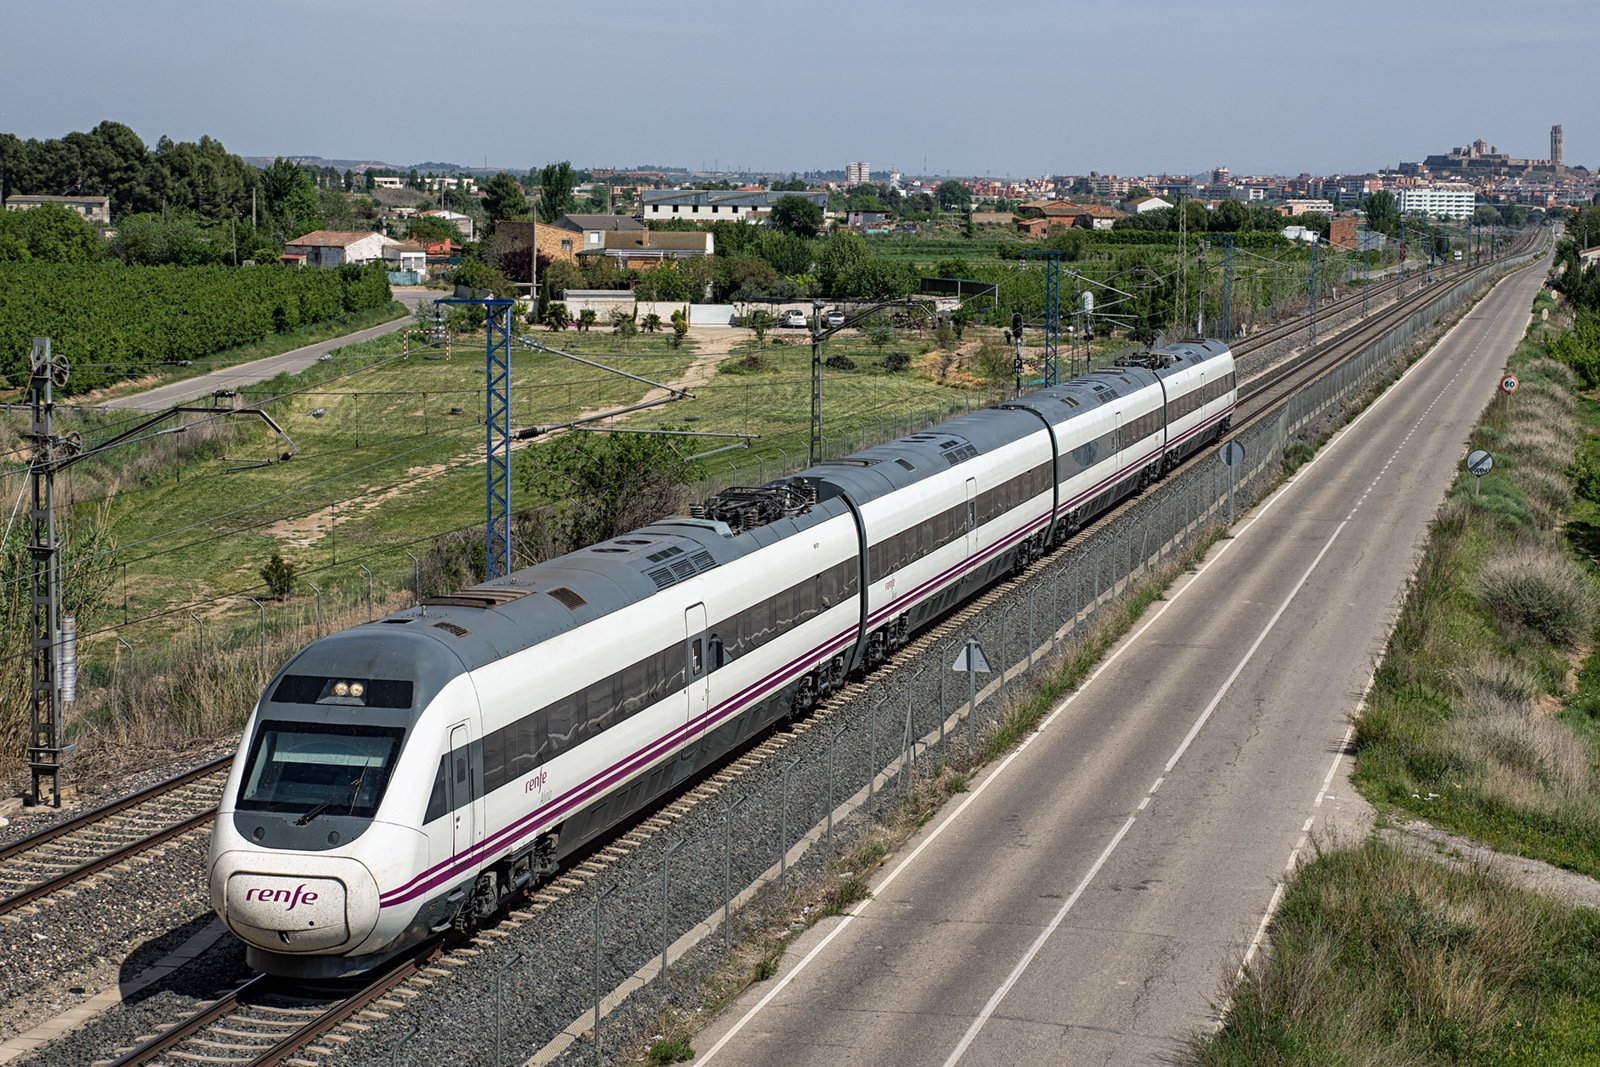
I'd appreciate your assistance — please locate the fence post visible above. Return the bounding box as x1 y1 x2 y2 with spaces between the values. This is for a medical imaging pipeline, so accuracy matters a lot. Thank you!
779 763 798 890
359 564 373 621
827 725 846 853
190 613 205 660
251 599 266 671
662 838 683 980
406 551 421 604
309 584 322 637
724 795 747 945
595 883 618 1057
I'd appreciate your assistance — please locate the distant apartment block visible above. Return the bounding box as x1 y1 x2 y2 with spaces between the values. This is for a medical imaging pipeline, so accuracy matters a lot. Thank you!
1280 199 1335 216
846 161 870 185
1395 183 1475 219
371 176 405 189
640 188 827 222
5 194 111 224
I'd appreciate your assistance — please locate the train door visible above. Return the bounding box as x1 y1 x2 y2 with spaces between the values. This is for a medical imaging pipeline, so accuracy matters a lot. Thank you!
447 722 473 857
964 478 978 555
685 603 709 742
1112 410 1125 475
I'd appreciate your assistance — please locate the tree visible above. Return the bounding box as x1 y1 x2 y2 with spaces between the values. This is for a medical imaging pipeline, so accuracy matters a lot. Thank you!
1363 190 1400 236
535 162 577 223
543 302 569 330
1126 186 1151 201
937 180 971 211
815 231 872 295
482 172 531 229
0 203 105 263
408 215 453 244
105 212 223 265
519 428 701 551
771 195 823 237
1210 199 1250 232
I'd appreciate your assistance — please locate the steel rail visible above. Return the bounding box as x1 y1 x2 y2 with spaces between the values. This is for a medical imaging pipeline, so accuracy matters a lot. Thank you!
0 807 218 917
0 752 233 863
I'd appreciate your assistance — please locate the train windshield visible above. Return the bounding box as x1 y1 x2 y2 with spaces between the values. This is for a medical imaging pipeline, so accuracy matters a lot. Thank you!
237 720 404 820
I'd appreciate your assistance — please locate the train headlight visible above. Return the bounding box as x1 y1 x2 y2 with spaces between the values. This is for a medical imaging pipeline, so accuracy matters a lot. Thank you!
333 681 350 697
348 682 365 698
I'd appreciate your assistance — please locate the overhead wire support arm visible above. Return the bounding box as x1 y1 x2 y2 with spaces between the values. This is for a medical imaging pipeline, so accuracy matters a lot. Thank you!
514 337 695 400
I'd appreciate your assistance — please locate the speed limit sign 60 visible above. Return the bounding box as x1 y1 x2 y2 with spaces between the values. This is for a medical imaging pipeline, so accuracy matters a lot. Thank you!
1500 375 1518 395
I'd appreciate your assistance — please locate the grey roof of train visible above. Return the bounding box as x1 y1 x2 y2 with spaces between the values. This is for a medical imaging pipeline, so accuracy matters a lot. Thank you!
293 496 857 675
274 342 1235 686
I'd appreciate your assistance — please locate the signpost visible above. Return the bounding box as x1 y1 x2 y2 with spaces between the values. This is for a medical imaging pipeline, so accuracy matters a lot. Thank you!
1220 440 1246 522
951 638 992 757
1466 449 1493 498
1500 374 1518 415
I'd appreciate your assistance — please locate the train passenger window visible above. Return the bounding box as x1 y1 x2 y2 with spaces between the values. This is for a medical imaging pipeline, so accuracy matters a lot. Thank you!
587 674 617 735
545 693 580 756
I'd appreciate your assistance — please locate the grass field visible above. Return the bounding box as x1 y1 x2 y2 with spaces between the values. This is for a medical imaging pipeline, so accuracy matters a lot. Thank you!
52 320 1014 633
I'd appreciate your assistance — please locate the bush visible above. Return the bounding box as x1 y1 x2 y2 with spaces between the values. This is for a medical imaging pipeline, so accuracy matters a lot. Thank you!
1474 545 1598 647
259 551 297 600
542 302 569 331
824 354 856 371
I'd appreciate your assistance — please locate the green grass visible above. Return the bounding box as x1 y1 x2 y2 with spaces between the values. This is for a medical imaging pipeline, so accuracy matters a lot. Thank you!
67 323 988 631
1194 839 1600 1066
1346 339 1600 879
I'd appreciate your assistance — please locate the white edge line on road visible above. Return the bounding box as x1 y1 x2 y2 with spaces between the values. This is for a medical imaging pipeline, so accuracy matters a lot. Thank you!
938 816 1137 1067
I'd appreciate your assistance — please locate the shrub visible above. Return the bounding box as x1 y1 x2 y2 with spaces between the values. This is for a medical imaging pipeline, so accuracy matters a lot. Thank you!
542 302 569 331
1474 545 1598 647
824 354 856 371
882 350 911 373
259 551 297 600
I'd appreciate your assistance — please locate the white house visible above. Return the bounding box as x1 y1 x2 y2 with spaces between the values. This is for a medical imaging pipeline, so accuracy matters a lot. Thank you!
371 176 405 189
381 240 428 276
1124 195 1170 214
639 188 828 223
282 230 398 269
4 194 111 224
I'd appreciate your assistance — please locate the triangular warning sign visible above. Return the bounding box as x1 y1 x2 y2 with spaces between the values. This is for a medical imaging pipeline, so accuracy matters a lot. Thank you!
952 642 991 673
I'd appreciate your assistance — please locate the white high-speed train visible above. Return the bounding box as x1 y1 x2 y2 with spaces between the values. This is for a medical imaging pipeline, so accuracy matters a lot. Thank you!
210 339 1235 976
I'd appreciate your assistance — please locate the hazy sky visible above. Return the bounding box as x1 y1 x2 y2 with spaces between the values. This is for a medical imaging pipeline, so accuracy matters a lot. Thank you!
4 0 1594 179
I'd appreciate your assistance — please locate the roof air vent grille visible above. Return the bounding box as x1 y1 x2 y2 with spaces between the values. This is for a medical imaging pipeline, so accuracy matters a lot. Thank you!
547 587 587 610
432 621 471 638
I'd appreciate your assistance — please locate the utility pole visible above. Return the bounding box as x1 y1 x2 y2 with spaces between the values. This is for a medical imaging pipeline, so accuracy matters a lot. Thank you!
25 339 76 807
809 300 824 466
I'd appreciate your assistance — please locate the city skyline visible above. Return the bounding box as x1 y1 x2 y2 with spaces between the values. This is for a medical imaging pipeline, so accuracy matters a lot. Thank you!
2 0 1595 178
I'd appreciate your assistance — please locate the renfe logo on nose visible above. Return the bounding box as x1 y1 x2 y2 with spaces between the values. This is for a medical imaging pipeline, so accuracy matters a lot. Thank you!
244 883 319 911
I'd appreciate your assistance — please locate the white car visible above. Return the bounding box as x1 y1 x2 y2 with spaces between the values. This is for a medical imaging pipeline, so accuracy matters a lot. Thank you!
780 310 808 328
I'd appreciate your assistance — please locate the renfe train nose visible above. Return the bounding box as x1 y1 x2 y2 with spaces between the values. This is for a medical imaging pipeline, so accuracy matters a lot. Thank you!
214 852 380 954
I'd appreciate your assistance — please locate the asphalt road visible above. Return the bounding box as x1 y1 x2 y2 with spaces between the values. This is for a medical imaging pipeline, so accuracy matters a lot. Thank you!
692 260 1549 1066
99 287 435 413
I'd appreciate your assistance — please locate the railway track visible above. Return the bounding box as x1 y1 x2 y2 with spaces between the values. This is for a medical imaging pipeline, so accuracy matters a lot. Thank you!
0 755 232 919
46 237 1550 1067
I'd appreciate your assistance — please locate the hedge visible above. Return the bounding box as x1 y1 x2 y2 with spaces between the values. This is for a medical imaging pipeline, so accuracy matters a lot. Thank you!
0 262 392 392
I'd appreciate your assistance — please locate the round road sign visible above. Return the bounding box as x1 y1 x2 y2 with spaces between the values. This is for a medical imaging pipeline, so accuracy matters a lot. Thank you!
1467 449 1493 477
1220 441 1245 468
1500 375 1519 395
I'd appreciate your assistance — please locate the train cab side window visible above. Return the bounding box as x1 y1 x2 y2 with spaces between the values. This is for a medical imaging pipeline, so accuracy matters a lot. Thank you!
424 755 449 823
